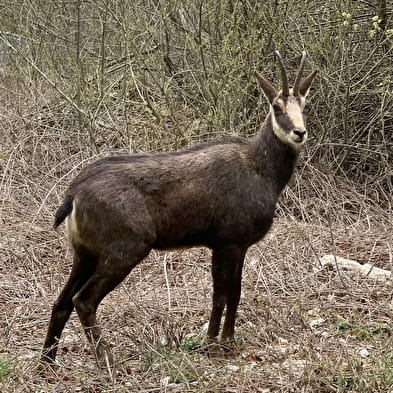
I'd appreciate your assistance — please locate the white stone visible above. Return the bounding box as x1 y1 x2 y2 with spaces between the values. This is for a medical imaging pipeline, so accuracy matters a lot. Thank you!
319 255 391 281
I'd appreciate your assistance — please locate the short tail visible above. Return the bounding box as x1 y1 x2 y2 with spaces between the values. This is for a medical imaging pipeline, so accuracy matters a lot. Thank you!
54 195 74 229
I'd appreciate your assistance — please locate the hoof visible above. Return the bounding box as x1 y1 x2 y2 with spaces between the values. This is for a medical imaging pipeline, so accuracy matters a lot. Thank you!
36 359 60 380
219 336 243 354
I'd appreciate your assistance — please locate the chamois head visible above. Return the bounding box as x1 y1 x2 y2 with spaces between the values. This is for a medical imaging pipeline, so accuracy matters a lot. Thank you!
255 51 317 149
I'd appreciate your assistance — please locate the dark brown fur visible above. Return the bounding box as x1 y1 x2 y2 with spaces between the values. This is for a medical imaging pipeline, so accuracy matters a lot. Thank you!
41 53 316 369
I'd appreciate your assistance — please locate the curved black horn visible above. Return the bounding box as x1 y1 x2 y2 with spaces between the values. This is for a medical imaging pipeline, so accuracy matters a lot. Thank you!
274 50 289 97
293 51 307 96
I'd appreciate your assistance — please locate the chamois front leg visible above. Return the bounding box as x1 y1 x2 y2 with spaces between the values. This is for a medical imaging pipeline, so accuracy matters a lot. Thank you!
221 251 245 342
207 245 247 344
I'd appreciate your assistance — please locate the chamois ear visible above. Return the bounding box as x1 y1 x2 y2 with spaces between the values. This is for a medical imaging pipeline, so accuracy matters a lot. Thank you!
299 70 318 97
255 71 278 103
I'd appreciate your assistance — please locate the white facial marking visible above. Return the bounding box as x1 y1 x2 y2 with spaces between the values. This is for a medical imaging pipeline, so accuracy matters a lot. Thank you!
271 95 307 149
286 97 305 130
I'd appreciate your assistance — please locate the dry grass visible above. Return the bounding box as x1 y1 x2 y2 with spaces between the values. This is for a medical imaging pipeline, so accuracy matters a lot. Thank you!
1 2 392 387
1 73 393 393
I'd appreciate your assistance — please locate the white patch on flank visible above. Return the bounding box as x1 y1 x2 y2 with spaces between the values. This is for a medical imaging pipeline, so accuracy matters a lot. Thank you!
65 200 80 242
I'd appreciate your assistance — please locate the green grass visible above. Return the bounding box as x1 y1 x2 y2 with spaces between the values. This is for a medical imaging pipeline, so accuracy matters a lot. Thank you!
0 356 13 381
181 336 204 351
334 318 393 343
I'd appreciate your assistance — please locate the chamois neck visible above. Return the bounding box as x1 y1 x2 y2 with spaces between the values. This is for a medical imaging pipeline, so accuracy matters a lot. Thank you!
252 113 299 193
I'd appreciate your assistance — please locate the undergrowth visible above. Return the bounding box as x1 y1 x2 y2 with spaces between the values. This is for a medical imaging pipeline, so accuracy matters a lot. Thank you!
0 1 392 392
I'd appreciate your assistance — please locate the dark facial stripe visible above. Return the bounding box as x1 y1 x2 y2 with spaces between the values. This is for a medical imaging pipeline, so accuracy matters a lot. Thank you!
273 103 295 132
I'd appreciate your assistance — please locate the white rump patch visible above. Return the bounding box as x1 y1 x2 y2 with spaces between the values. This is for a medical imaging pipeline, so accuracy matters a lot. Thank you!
65 200 80 242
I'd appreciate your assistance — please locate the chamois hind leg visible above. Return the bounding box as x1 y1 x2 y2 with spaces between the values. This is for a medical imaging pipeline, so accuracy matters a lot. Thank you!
207 245 246 343
72 245 151 369
41 246 98 364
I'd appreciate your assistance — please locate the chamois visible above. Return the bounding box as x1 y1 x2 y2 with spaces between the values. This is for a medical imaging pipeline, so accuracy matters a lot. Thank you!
41 51 317 368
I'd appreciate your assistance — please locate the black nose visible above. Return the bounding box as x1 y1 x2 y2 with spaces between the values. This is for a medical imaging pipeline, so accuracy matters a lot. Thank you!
294 129 306 139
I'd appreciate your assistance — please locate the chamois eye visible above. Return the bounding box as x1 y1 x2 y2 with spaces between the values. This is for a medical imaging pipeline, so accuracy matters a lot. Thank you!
272 103 281 112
